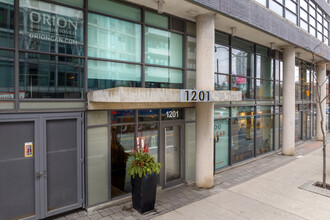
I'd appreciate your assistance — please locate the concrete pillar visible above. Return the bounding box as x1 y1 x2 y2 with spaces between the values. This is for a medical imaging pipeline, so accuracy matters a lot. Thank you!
316 62 327 141
282 47 295 156
195 13 214 188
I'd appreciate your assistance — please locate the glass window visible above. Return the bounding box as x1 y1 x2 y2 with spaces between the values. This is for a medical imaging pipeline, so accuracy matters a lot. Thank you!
286 0 297 13
257 106 273 114
255 0 266 6
186 70 196 89
232 106 254 117
0 50 14 95
214 119 229 169
138 109 159 122
186 21 196 36
231 49 254 77
88 60 141 90
0 0 14 48
285 9 297 24
88 0 141 22
214 106 229 119
145 10 168 29
215 32 229 46
231 117 254 163
215 44 229 74
256 115 273 156
111 110 135 124
145 66 183 89
145 27 183 68
52 0 84 8
87 126 109 206
309 6 316 17
300 0 308 10
186 36 196 69
88 13 141 62
111 125 135 198
137 123 159 162
232 77 254 100
310 26 316 36
269 0 283 16
232 38 254 52
295 108 301 141
256 80 273 99
215 74 230 91
256 56 273 80
19 0 84 56
185 122 195 181
300 9 308 21
310 16 316 27
19 53 84 99
300 19 308 32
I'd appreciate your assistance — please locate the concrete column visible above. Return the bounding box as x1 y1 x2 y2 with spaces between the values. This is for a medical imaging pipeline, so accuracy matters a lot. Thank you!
282 47 295 156
195 13 214 188
316 62 327 141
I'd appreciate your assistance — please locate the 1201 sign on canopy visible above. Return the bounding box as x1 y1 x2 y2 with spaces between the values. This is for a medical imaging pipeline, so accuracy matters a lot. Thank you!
180 90 210 102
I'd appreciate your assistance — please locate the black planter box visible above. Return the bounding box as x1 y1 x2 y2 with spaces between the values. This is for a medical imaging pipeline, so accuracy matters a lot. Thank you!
131 173 158 214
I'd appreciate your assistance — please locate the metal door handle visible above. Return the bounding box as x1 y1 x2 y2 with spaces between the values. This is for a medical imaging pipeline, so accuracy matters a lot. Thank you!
36 171 43 178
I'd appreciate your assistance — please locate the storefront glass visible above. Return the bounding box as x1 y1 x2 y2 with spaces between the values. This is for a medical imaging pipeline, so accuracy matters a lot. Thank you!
214 119 229 169
256 115 273 155
0 0 14 48
0 50 14 95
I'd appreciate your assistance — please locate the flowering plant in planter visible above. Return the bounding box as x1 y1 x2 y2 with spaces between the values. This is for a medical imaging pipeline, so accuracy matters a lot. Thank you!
127 143 161 178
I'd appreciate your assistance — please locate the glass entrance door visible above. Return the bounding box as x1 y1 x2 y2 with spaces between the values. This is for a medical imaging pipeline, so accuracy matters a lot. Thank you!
161 123 184 187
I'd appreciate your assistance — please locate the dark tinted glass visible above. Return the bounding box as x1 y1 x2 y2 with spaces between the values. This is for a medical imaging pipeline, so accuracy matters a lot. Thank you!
161 108 184 120
0 0 14 48
0 50 14 97
138 109 159 122
19 53 84 98
111 110 135 124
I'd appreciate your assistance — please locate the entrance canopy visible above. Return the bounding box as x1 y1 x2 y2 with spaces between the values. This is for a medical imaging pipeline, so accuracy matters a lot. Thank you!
87 87 242 110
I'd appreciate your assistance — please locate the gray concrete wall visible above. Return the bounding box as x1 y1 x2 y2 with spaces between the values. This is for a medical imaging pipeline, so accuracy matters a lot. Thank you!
188 0 330 61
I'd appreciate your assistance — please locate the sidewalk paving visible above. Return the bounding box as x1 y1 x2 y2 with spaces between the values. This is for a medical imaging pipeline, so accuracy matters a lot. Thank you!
54 137 328 220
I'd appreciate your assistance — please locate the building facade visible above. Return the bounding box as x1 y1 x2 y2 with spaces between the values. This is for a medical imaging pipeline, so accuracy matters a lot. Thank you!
0 0 329 219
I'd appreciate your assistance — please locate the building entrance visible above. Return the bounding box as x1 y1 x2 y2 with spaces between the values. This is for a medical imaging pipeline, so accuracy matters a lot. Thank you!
160 122 184 188
0 113 84 220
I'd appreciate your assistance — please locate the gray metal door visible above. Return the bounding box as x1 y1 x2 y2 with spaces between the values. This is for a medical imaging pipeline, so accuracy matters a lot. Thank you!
0 113 84 220
0 120 38 220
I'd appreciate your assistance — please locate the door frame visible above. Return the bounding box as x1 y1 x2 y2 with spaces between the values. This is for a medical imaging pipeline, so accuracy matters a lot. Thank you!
159 121 185 188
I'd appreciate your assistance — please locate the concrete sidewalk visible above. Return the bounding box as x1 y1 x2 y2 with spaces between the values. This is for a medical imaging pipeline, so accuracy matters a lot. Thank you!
153 140 330 220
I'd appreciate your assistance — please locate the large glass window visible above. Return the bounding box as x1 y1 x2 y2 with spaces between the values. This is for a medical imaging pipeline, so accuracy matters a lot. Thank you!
231 49 254 77
19 53 84 98
145 66 182 88
256 115 273 156
88 60 141 90
19 0 84 56
88 13 141 62
0 0 14 48
145 27 183 68
0 50 14 95
214 119 229 169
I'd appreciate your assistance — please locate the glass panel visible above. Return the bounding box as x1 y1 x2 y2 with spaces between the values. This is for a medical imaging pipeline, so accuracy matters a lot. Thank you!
88 13 141 62
215 32 229 46
138 109 159 122
52 0 84 7
186 70 196 89
186 36 196 69
310 26 316 37
111 125 135 198
145 27 183 68
185 108 195 121
111 110 135 124
186 21 196 36
214 106 229 119
256 45 268 56
231 117 254 163
165 125 180 182
269 0 283 16
231 49 254 77
88 60 141 90
309 6 316 17
138 123 159 162
255 0 266 6
232 106 254 117
19 53 84 99
145 66 183 88
256 79 273 99
215 74 230 91
256 56 273 80
87 127 109 206
300 19 308 32
161 108 184 120
185 123 195 181
257 106 273 114
214 119 229 169
300 9 308 21
0 50 14 95
232 77 254 100
256 115 273 156
274 114 280 150
87 111 108 126
19 101 84 109
145 10 168 29
232 38 254 52
286 0 297 13
300 0 308 10
0 101 14 109
19 0 84 56
285 9 297 24
88 0 141 22
295 107 301 141
214 44 229 74
0 0 14 48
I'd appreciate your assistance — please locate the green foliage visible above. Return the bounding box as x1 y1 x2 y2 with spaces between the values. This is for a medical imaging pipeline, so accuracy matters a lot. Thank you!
127 147 161 178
